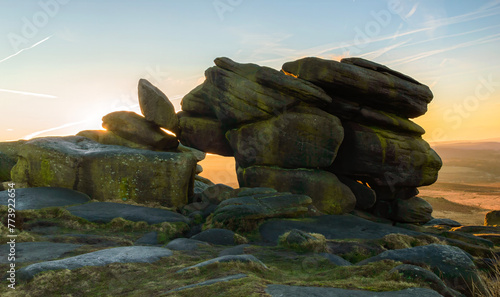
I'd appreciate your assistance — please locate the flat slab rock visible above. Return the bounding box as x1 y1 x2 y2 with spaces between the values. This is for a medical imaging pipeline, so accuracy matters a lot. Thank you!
358 244 485 296
0 187 90 210
17 246 173 280
212 192 312 224
265 285 442 297
0 242 82 264
259 214 421 244
66 202 190 224
11 136 195 208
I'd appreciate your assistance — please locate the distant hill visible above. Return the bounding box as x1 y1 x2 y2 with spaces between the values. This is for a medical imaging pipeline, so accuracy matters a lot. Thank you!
431 140 500 184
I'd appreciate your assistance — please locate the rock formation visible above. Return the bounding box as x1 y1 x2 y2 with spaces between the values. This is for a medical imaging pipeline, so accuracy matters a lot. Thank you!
179 56 442 221
4 57 500 297
2 57 442 222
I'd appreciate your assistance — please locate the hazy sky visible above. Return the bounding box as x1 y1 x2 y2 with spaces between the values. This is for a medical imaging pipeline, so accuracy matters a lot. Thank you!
1 0 499 142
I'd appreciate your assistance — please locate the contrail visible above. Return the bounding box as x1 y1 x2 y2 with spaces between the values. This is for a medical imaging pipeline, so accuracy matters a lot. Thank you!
22 101 142 140
0 88 57 99
0 35 53 64
22 119 90 140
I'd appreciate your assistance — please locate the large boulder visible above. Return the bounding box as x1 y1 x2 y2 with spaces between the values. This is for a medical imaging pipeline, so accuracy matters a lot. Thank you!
138 79 179 134
331 122 442 187
0 187 90 210
0 152 16 181
17 246 173 281
227 105 343 168
66 202 190 224
393 196 433 223
358 244 488 296
202 57 332 127
485 210 500 226
102 111 178 150
370 197 433 224
0 140 25 181
237 165 356 215
10 136 196 207
178 112 233 156
282 57 433 118
212 192 312 227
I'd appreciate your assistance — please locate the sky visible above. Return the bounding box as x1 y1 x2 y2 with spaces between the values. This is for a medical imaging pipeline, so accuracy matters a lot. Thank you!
0 0 499 143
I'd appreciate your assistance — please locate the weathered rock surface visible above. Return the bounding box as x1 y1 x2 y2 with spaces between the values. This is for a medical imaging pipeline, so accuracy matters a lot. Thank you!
0 140 25 181
390 264 465 297
77 130 154 150
218 244 251 257
358 244 488 296
177 144 206 161
393 197 433 223
176 254 267 273
199 57 332 128
198 183 235 204
331 122 442 188
166 238 211 251
102 111 178 150
180 83 217 117
17 246 173 280
371 197 433 224
485 210 500 226
212 192 312 227
259 215 421 244
0 152 16 181
237 165 356 215
319 253 352 266
11 137 196 207
0 242 82 264
177 56 440 220
424 218 462 227
138 79 179 134
265 285 442 297
134 231 159 245
67 202 190 224
227 106 343 168
282 57 433 118
0 187 90 210
281 229 321 246
178 112 233 156
190 228 238 246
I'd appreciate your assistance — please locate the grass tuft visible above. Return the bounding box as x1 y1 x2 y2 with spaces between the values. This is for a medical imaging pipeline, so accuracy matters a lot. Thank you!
471 253 500 297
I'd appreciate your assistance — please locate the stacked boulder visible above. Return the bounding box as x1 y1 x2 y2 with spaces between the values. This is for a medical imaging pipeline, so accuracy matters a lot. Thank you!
3 56 442 222
8 79 204 208
78 79 180 151
179 57 442 221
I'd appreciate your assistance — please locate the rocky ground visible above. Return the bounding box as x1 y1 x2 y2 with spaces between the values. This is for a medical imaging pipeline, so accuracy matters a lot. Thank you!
1 186 499 297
